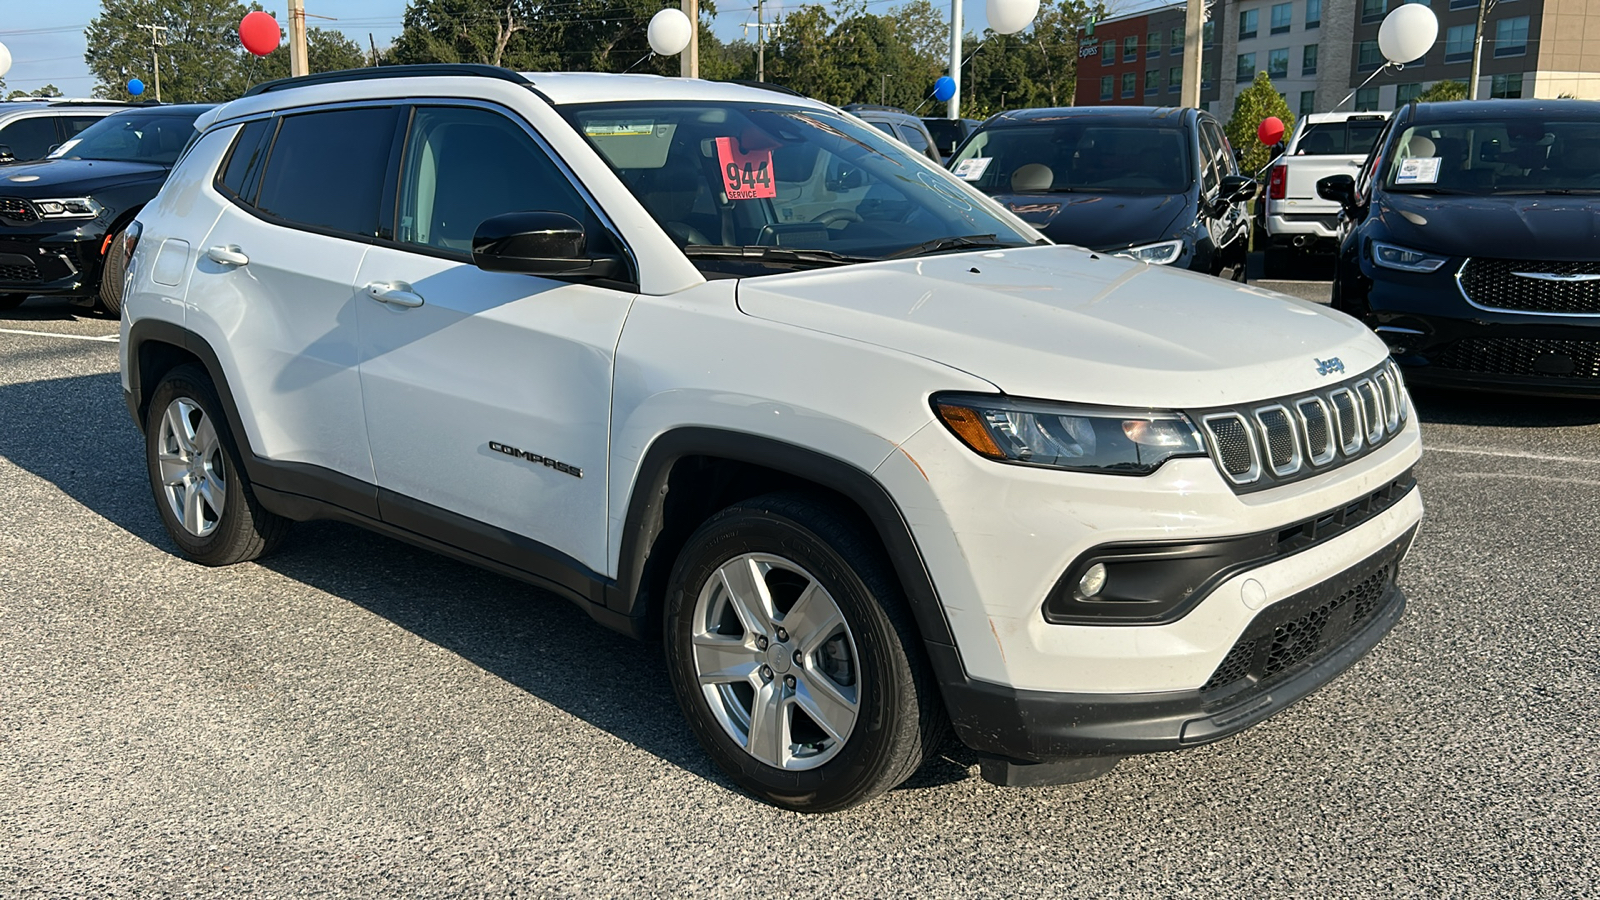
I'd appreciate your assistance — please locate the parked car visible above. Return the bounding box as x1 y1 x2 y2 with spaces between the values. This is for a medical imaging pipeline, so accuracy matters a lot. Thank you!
0 104 211 316
1321 99 1600 396
122 65 1421 812
922 115 980 164
0 98 131 164
947 106 1256 280
841 104 942 162
1259 111 1390 276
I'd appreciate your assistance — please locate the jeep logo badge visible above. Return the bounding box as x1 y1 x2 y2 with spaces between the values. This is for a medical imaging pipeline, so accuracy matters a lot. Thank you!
1315 357 1345 376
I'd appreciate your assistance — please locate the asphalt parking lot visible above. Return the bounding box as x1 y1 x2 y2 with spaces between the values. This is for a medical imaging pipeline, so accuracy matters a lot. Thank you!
3 275 1598 898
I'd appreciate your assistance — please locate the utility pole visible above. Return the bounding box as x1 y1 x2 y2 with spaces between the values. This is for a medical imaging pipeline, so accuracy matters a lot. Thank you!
947 0 962 118
1468 0 1497 101
1180 0 1205 108
288 0 309 77
136 24 167 102
680 0 699 78
744 0 779 82
369 34 379 67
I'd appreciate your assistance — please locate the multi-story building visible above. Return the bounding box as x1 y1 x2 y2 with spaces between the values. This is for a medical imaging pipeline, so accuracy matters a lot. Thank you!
1215 0 1600 121
1074 2 1224 111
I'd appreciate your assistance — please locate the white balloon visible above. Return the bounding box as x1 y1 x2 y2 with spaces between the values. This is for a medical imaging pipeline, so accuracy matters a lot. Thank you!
1378 4 1438 65
648 8 693 57
986 0 1039 35
0 42 11 80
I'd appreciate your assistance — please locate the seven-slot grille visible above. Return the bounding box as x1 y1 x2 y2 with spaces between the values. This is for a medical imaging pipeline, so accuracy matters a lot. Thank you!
1459 258 1600 315
1192 361 1408 492
0 197 39 224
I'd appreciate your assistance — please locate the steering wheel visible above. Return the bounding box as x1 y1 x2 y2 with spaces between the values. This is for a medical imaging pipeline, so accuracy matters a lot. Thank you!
811 210 864 227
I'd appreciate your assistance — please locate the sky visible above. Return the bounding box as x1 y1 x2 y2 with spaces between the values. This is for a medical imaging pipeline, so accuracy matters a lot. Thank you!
0 0 1165 96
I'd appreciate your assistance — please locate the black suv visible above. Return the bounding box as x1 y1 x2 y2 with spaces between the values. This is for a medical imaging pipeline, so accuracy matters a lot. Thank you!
947 106 1256 280
0 104 212 316
1321 99 1600 396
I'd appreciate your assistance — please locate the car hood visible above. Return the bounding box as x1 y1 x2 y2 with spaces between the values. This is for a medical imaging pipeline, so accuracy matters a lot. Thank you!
736 245 1386 408
1377 191 1600 260
988 191 1189 252
0 158 168 195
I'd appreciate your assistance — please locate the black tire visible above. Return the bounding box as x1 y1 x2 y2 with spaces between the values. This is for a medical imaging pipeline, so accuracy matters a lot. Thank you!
664 493 942 812
0 294 26 311
99 227 128 318
145 364 289 566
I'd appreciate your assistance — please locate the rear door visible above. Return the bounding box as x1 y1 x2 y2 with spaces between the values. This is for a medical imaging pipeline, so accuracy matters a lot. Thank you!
188 105 401 508
352 102 635 578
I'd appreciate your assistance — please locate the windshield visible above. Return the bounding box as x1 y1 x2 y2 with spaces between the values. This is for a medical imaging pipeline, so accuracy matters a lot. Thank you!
923 119 968 155
560 101 1036 272
949 120 1193 195
1293 118 1387 156
49 111 201 165
1384 118 1600 194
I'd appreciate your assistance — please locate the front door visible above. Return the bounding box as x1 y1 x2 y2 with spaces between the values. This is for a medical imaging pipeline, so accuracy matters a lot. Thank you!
354 104 635 579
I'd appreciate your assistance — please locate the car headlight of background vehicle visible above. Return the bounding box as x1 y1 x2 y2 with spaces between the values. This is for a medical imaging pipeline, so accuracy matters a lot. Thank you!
1113 239 1184 266
1370 240 1448 273
33 197 101 220
933 393 1206 475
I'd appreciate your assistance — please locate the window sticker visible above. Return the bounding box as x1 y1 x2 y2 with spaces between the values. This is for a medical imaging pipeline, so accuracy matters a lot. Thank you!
583 122 657 136
715 136 777 200
1395 157 1441 184
954 157 992 181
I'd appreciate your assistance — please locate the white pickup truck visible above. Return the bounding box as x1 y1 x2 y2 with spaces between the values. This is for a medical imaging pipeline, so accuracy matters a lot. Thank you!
1259 111 1390 276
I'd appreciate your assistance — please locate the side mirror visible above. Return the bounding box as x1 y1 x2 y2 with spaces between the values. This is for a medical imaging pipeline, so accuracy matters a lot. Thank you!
471 211 624 280
1317 174 1358 208
1220 174 1258 205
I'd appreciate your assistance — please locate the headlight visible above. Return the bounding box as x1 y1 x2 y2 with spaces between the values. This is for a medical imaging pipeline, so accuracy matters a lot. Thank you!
1371 240 1448 273
33 197 101 220
933 393 1206 475
1113 239 1184 266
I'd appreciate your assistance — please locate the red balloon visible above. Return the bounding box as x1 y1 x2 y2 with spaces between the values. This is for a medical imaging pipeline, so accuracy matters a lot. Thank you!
1257 116 1285 146
239 11 281 57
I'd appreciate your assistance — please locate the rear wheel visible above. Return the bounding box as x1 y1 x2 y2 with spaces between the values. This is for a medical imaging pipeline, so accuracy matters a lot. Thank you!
145 364 289 566
664 494 941 812
0 294 26 311
99 227 128 318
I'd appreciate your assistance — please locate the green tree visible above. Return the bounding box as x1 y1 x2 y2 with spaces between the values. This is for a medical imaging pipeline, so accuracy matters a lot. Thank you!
86 0 268 102
1416 79 1468 103
6 84 64 100
1226 70 1295 174
257 27 369 79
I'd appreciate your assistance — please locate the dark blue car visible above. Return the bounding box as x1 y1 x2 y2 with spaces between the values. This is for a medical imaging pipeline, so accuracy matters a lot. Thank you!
1321 99 1600 397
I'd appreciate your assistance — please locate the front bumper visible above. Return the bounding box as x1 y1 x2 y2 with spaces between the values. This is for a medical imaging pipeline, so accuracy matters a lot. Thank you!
0 230 106 299
941 527 1411 763
1366 262 1600 397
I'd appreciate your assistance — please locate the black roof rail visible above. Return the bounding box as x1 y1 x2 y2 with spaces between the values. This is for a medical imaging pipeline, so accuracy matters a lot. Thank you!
726 79 808 98
243 64 530 98
842 103 912 114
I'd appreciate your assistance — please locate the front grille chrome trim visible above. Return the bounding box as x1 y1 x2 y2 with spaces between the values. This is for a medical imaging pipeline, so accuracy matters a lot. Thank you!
1456 256 1600 318
1253 404 1303 477
1355 379 1385 444
1328 387 1365 457
1295 396 1337 467
1201 412 1261 485
1374 369 1401 432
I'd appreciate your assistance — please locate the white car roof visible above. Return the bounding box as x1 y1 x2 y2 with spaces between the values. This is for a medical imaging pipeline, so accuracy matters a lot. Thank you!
522 72 829 109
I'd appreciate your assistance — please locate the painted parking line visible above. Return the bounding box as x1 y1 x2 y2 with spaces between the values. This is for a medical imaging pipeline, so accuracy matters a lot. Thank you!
0 327 119 343
1428 443 1600 466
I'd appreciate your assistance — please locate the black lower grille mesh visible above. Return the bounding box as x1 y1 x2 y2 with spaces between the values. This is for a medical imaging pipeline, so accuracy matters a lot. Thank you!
1460 258 1600 315
1200 559 1395 697
1434 338 1600 379
0 261 40 283
0 197 38 223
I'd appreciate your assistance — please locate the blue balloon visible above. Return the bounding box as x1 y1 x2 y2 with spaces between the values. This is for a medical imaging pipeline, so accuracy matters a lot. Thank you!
933 76 956 102
127 78 145 96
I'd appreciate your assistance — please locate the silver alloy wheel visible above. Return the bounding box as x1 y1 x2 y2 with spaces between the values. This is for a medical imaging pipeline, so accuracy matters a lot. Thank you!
691 553 861 770
156 397 227 538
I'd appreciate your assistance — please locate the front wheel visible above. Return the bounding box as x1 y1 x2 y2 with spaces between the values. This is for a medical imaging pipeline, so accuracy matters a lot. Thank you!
664 494 941 812
98 227 128 318
145 364 290 566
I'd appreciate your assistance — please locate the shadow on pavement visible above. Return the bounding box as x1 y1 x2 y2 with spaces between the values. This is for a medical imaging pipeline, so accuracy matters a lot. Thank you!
1411 386 1600 428
0 372 977 797
0 296 107 322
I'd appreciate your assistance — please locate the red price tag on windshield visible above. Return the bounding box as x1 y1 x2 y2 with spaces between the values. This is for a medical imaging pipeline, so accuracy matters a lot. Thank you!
715 137 776 200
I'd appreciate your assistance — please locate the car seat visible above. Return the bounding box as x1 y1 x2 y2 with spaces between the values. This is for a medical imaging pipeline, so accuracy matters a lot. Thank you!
1010 163 1054 192
635 154 714 246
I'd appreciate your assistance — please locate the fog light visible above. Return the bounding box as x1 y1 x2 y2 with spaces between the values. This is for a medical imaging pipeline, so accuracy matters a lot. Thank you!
1078 562 1107 598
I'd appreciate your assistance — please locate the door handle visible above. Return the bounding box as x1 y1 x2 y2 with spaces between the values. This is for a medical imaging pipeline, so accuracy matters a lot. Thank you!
206 245 249 266
364 281 425 308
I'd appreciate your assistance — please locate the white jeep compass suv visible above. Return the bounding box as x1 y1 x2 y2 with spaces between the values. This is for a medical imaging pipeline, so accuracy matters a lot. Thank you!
119 65 1423 812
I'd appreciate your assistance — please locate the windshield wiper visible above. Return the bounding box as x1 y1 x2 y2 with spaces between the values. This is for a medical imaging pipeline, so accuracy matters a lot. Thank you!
878 234 1022 260
680 245 871 268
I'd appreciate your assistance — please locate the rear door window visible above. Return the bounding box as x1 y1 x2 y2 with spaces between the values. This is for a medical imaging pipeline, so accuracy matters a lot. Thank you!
0 117 61 160
254 106 399 238
896 124 932 157
1296 117 1388 155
